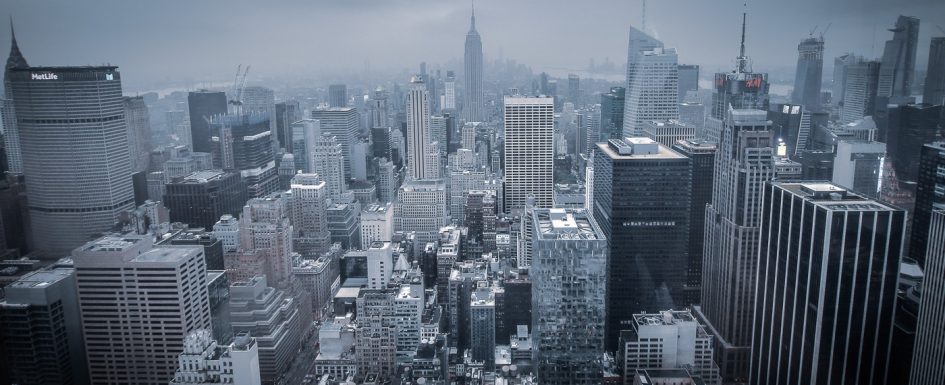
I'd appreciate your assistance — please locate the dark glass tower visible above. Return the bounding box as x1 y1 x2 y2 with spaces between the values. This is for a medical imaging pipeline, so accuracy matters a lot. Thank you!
751 182 904 385
592 137 691 351
924 37 945 106
885 103 943 185
910 142 945 266
163 170 246 229
274 100 300 152
877 15 920 99
600 87 626 140
187 90 227 153
210 113 279 198
792 36 825 111
671 139 717 307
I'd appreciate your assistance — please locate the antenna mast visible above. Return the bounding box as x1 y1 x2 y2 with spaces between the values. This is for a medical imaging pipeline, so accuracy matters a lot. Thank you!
737 11 748 73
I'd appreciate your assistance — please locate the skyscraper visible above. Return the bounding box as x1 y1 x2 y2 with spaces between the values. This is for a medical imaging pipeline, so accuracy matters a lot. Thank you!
910 209 945 385
396 179 447 244
616 310 720 385
406 76 434 180
503 96 554 212
2 22 28 174
311 107 359 179
274 100 300 152
188 90 228 153
210 113 278 198
463 5 483 122
840 59 882 124
10 66 135 256
792 36 825 111
909 142 945 265
73 236 212 385
831 140 886 198
312 133 347 199
877 15 920 98
290 173 331 257
443 70 456 111
240 86 276 134
710 14 769 121
697 108 773 382
164 170 246 229
0 267 88 385
671 139 717 307
238 195 294 290
832 53 858 108
678 64 700 99
924 37 945 105
592 137 692 351
329 84 347 108
622 26 678 135
530 208 607 385
567 73 581 106
123 96 152 173
751 182 905 385
600 87 626 139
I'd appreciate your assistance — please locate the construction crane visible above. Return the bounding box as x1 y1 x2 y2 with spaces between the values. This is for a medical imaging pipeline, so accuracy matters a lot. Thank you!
228 64 250 113
937 24 945 35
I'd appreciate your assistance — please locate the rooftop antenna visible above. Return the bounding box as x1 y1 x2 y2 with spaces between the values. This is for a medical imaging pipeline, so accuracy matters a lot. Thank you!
642 0 647 33
736 3 749 73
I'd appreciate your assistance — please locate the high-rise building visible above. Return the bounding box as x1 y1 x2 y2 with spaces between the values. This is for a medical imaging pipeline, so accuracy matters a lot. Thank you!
503 96 554 212
623 46 679 136
910 209 945 385
240 86 276 134
697 109 773 383
164 170 246 229
840 59 882 124
124 96 152 173
229 276 307 385
792 36 825 111
2 24 28 174
376 158 397 203
406 76 434 180
640 120 696 148
678 64 700 99
616 310 720 385
371 87 389 129
910 142 945 266
832 53 858 108
751 182 905 385
709 14 769 121
443 70 457 111
530 208 607 385
292 256 337 321
355 290 397 379
290 173 331 257
366 241 393 290
188 90 228 153
311 107 359 179
877 16 920 98
0 267 88 385
238 195 293 289
73 236 212 385
592 137 691 351
10 66 135 256
312 133 347 199
326 195 362 250
469 283 496 369
463 6 483 122
274 100 300 152
328 84 347 108
832 140 886 198
924 37 945 105
169 330 261 385
600 87 626 140
671 140 717 307
396 179 447 244
210 113 278 198
886 103 944 185
567 73 581 106
767 103 812 157
361 202 393 247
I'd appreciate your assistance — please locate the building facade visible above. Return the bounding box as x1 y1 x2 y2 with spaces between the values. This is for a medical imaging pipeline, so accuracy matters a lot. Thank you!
503 96 554 212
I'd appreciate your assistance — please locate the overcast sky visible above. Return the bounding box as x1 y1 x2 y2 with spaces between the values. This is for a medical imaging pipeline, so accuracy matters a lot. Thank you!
2 0 944 91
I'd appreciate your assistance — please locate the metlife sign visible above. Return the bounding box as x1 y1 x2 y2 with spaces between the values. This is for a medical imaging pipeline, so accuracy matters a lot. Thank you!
30 73 59 80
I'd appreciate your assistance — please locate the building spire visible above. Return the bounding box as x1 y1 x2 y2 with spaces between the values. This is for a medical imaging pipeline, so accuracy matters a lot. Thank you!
736 9 749 73
469 0 477 32
6 16 29 72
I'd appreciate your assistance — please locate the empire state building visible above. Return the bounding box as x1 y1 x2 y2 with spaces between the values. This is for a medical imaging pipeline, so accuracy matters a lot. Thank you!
463 5 483 122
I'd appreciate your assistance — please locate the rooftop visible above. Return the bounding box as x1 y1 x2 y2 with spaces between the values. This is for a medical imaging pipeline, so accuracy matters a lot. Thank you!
776 182 898 212
179 170 228 184
533 208 602 240
600 138 686 160
5 268 72 290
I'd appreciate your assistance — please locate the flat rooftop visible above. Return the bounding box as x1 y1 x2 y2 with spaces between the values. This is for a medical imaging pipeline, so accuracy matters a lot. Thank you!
180 170 228 183
533 208 602 240
776 182 898 211
5 268 72 290
598 139 686 160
